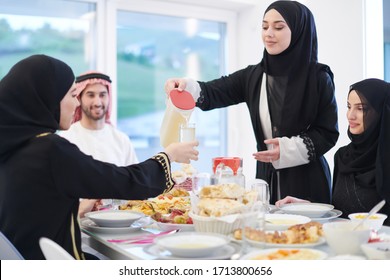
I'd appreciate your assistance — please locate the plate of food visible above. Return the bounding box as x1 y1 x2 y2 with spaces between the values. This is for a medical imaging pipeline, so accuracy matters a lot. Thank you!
152 209 194 232
240 248 328 260
80 216 152 234
265 214 311 231
231 221 324 248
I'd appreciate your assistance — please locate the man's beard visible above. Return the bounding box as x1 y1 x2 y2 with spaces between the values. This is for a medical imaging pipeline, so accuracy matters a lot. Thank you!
82 106 107 121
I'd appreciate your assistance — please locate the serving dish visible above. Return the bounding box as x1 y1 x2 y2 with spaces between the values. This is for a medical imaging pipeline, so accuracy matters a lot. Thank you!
84 210 144 228
153 232 230 258
240 248 327 260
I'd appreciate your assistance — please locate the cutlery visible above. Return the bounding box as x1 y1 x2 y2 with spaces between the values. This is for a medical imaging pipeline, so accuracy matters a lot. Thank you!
107 229 179 243
353 200 386 231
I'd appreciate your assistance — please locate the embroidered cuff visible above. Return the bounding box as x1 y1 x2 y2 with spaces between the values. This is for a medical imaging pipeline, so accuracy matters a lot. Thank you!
301 133 316 161
152 152 175 192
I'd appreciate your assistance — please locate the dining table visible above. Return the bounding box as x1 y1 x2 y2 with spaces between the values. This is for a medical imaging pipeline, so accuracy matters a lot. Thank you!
80 214 390 260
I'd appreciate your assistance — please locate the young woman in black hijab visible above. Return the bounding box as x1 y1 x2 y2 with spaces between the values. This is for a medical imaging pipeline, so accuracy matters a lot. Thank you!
164 1 338 204
277 79 390 225
0 55 199 259
332 79 390 223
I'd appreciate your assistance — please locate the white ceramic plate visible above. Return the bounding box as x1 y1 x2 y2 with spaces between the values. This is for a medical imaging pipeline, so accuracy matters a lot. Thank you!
265 214 311 231
84 210 145 227
153 232 230 258
278 203 334 218
144 243 239 260
310 209 342 222
270 209 342 223
240 248 328 260
80 217 151 234
155 221 195 232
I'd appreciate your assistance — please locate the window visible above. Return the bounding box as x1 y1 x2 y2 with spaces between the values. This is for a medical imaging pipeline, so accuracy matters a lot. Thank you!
114 8 229 172
0 0 97 78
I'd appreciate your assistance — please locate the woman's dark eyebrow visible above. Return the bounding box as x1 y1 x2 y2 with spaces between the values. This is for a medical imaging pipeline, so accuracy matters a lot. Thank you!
262 20 286 24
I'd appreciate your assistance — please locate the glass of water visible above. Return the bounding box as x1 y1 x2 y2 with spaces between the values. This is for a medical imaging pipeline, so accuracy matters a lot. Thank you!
179 123 196 142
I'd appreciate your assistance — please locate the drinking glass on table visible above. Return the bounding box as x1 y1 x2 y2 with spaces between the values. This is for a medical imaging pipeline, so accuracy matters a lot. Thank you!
249 179 270 211
192 172 211 195
240 180 269 252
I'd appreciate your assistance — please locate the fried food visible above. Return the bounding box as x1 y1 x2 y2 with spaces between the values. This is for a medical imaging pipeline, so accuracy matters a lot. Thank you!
233 221 323 244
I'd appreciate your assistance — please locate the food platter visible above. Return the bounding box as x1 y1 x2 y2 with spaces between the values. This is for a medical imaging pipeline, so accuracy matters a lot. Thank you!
240 248 328 260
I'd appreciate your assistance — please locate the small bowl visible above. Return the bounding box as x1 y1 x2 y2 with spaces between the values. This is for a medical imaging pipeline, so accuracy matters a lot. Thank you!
361 242 390 259
278 203 334 218
265 214 311 231
85 210 144 228
156 221 195 232
189 211 255 235
154 232 230 258
348 212 388 231
323 221 371 255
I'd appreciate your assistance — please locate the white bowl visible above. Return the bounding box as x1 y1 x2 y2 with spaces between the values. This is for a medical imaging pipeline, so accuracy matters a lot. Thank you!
156 221 195 232
189 211 255 235
278 203 334 218
84 210 144 228
361 242 390 259
154 232 230 258
265 214 311 231
348 212 388 231
323 221 371 255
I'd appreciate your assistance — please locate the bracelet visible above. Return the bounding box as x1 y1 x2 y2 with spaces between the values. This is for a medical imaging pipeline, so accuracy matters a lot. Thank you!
152 152 175 192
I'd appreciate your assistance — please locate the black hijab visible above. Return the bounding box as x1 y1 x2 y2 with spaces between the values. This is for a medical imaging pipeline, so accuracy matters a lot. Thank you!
261 1 327 137
0 54 75 161
336 78 390 201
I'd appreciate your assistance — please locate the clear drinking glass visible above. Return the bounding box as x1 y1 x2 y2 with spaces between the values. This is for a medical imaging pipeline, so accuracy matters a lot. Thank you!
240 180 269 252
179 123 196 142
191 172 211 195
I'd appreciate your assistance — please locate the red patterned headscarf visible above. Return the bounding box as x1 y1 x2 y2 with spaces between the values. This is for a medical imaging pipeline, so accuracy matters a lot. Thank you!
73 71 112 124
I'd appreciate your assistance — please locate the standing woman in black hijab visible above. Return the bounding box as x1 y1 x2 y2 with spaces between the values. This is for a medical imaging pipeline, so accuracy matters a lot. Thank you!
164 1 338 204
332 79 390 223
0 55 198 259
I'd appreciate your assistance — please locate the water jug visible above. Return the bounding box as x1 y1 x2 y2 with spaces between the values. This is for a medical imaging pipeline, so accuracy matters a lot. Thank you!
160 89 195 148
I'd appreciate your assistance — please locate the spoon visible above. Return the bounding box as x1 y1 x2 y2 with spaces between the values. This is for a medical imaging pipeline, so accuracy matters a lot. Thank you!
353 199 386 231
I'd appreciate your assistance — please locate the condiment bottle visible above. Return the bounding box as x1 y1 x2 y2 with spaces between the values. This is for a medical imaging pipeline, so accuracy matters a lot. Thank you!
160 89 195 148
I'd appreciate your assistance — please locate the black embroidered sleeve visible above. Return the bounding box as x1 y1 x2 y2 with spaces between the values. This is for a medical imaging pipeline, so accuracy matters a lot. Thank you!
301 133 316 161
151 152 175 192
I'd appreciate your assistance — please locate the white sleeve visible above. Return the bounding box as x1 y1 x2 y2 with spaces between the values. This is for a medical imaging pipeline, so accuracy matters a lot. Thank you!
184 77 201 102
271 136 310 170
